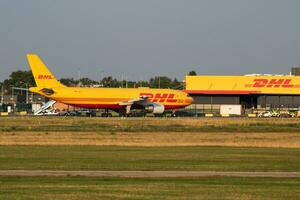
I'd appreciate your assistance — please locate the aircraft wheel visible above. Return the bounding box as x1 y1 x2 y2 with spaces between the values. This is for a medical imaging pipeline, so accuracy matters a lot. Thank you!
119 110 127 117
101 113 111 117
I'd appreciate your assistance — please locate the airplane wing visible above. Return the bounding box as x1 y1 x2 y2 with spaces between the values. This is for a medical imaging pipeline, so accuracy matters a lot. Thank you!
119 96 149 106
118 95 164 114
119 96 149 113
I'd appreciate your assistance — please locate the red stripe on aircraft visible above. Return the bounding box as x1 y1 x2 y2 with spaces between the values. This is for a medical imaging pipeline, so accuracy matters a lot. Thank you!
68 103 186 110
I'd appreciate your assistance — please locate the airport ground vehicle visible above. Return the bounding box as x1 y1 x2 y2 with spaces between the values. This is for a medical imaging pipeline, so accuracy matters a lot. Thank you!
258 111 279 117
257 110 299 118
38 109 60 116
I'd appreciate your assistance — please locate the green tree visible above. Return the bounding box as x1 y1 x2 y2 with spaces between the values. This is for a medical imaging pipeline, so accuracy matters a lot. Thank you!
171 78 183 89
79 77 98 86
3 70 35 94
126 81 136 88
188 71 197 76
0 82 3 95
59 78 79 86
149 76 174 88
135 81 150 88
100 76 120 88
2 70 185 92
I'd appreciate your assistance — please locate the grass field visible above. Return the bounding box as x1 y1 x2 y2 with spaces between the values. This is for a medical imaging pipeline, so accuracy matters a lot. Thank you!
0 146 299 171
1 117 299 148
0 177 299 200
2 116 300 132
1 117 299 199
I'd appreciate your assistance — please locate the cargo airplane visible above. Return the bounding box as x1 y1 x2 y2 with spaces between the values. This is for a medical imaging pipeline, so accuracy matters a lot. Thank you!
27 54 193 116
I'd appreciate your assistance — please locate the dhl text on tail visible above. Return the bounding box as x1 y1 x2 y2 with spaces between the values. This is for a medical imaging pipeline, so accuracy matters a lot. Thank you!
27 54 193 115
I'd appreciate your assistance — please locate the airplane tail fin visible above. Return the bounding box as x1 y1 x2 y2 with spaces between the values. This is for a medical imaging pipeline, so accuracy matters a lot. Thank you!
27 54 65 88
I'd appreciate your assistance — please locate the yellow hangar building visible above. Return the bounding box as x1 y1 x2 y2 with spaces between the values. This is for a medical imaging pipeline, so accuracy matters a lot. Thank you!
184 68 300 115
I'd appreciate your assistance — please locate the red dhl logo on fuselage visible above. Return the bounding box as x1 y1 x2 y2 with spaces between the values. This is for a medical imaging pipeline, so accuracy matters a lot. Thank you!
140 93 177 103
245 79 300 88
37 75 53 79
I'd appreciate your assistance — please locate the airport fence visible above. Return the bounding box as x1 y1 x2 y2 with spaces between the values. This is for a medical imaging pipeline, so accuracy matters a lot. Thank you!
0 103 32 113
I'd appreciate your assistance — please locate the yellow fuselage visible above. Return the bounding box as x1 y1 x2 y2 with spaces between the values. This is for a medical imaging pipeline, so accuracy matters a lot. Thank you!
30 87 193 110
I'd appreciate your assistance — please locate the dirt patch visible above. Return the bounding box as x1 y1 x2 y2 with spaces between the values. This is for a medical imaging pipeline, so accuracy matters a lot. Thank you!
0 131 299 148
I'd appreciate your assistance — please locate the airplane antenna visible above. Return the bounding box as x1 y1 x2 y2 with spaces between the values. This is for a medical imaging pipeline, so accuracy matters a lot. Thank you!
77 68 81 87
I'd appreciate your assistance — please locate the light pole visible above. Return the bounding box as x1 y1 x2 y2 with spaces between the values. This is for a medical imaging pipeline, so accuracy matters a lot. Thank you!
100 70 104 86
25 83 28 104
120 72 124 88
11 86 14 104
77 68 81 87
19 81 29 104
11 87 29 104
158 76 161 88
78 68 81 80
0 84 3 105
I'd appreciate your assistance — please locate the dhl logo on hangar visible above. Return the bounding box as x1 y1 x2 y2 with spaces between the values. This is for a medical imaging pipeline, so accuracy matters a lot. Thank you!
245 79 300 88
185 75 300 95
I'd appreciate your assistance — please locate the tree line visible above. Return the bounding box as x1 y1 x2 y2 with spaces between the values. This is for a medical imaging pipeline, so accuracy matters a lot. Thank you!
0 70 197 95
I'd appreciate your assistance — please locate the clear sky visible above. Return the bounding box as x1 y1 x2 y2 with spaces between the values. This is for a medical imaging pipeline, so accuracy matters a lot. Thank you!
0 0 300 81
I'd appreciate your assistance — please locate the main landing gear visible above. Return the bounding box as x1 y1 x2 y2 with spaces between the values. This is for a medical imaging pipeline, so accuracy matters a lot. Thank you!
101 109 112 117
118 105 132 117
171 110 176 117
118 109 127 117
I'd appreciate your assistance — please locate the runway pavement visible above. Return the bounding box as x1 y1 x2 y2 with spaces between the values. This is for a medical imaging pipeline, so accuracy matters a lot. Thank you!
0 170 300 178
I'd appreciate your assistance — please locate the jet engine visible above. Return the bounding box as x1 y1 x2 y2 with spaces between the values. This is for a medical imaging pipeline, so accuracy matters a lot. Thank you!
144 103 165 114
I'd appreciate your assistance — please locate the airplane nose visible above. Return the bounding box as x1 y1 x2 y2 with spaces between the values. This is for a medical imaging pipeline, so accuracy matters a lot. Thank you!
185 97 193 105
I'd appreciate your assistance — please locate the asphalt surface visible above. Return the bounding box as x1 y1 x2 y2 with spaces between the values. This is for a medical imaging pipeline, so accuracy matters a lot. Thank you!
0 170 300 178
